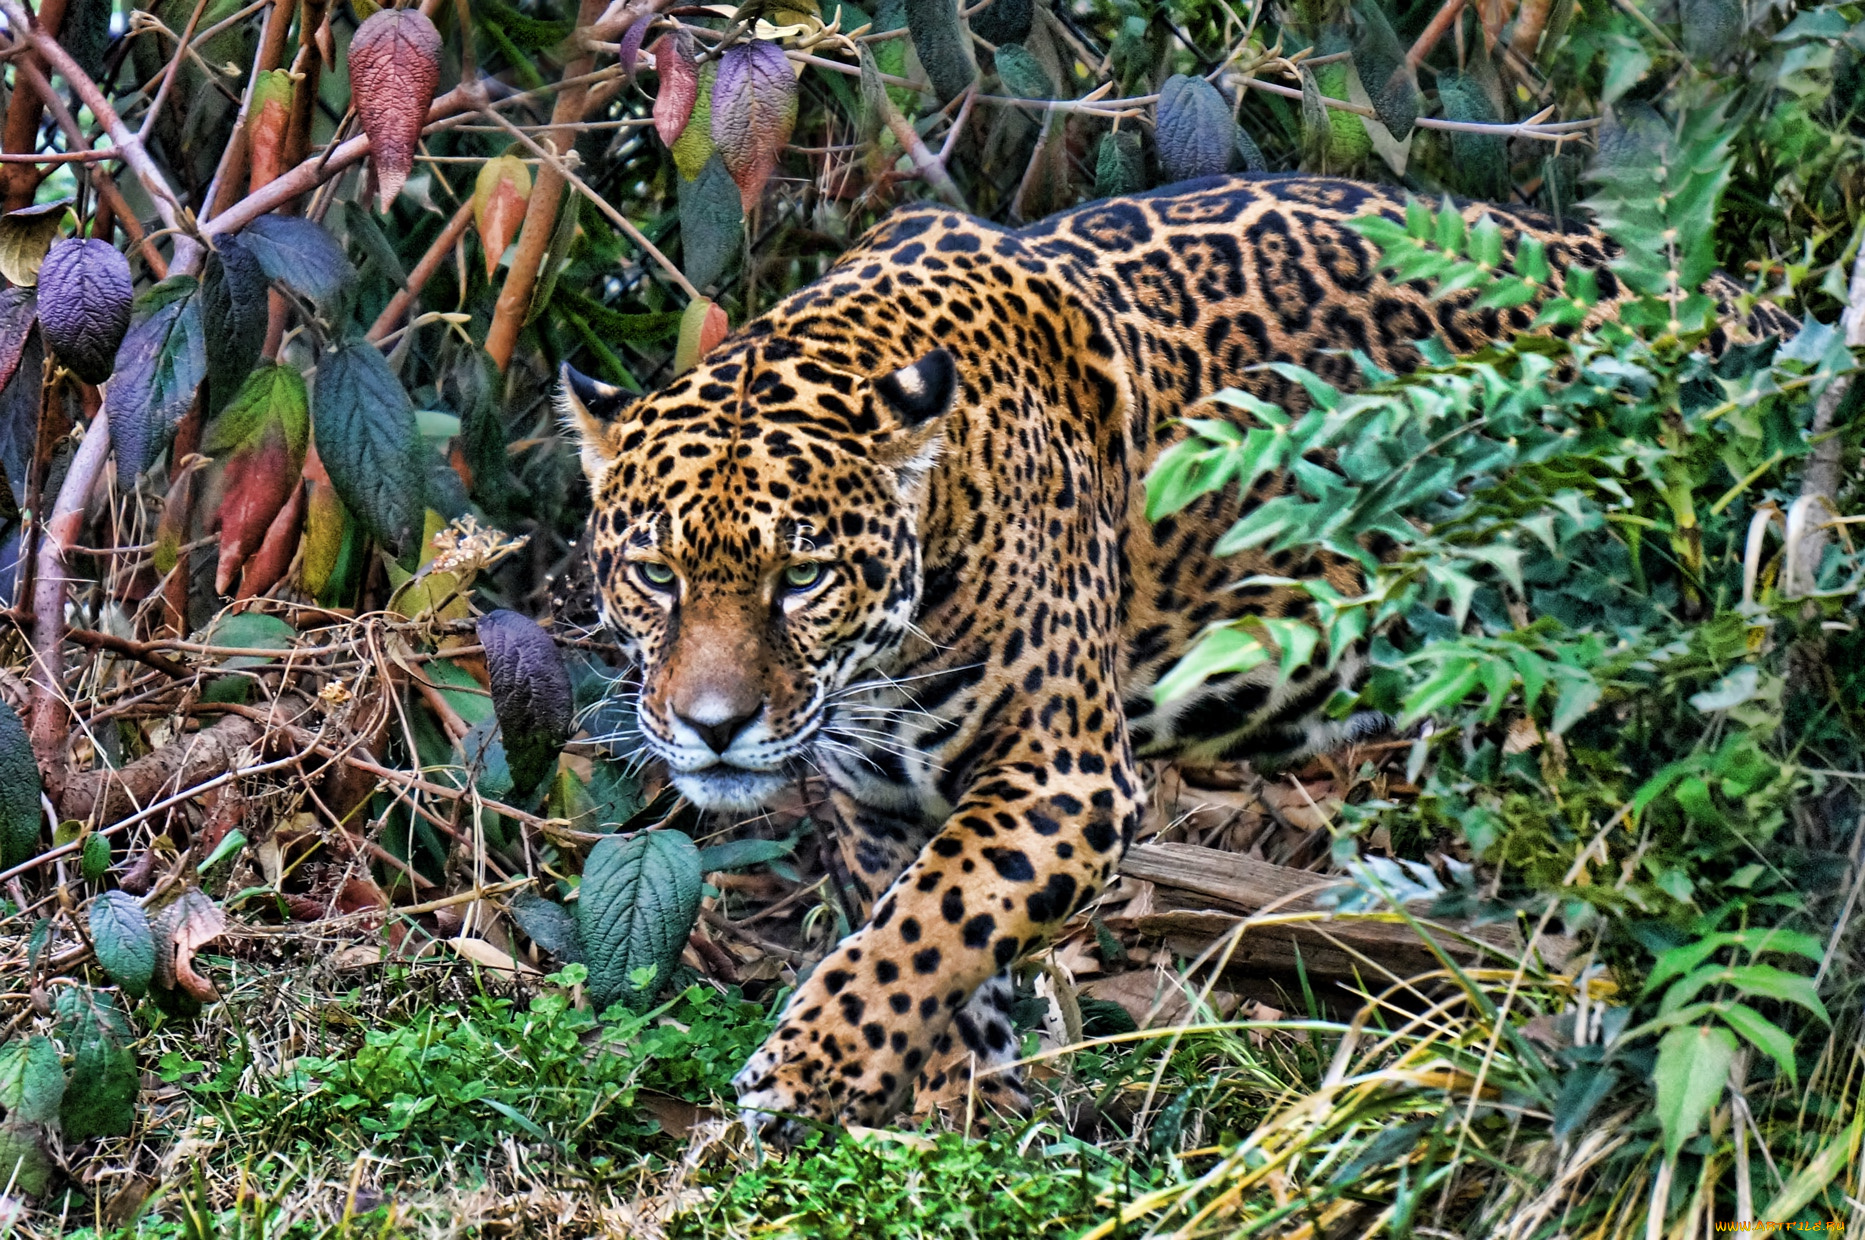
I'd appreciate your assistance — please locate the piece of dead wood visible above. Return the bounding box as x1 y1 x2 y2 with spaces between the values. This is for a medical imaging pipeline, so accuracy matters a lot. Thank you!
61 713 266 826
1114 841 1517 980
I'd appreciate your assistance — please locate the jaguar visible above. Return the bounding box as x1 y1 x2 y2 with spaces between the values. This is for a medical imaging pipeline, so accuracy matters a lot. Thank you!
560 172 1783 1134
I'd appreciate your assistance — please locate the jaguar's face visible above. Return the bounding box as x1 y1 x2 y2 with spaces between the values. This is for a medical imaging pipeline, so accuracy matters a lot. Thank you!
561 343 956 811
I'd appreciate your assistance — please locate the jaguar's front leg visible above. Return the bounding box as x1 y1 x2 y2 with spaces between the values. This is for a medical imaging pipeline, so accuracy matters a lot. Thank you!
734 746 1144 1131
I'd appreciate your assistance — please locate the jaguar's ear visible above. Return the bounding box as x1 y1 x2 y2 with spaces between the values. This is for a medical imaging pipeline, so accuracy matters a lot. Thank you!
870 350 956 480
557 362 626 482
873 349 957 427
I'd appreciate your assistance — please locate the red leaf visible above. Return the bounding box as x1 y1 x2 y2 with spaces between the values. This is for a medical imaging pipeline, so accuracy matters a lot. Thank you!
651 30 699 148
207 364 309 595
349 9 441 212
246 69 294 192
710 39 798 211
472 155 532 278
237 475 306 599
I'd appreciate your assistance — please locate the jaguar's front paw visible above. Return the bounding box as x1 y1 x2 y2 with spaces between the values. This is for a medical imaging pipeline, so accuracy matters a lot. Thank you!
732 1027 902 1142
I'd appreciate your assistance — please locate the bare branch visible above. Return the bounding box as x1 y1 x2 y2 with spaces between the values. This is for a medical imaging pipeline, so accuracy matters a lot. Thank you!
0 0 201 269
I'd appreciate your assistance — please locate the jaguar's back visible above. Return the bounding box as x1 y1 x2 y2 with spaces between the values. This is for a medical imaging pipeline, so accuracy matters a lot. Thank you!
563 174 1748 1134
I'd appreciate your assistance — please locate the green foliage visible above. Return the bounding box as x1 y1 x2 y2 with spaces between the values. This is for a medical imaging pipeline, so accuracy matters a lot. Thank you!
0 694 39 869
577 830 704 1011
310 339 426 551
241 977 767 1158
89 891 156 997
668 1128 1116 1238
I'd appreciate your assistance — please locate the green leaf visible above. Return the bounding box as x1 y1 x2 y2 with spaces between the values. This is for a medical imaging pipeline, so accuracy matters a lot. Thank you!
1153 625 1270 705
905 0 976 103
1549 670 1601 734
55 987 137 1141
1401 658 1482 724
1435 76 1508 200
0 1117 55 1196
0 1035 65 1124
200 236 270 415
1552 1063 1619 1141
1654 1024 1734 1164
1094 130 1146 199
239 215 356 310
89 891 155 997
0 696 41 870
80 831 111 883
1156 74 1236 183
204 362 310 460
311 338 426 551
697 835 799 873
678 153 744 292
509 889 584 963
108 275 205 490
1350 0 1418 139
992 42 1053 99
1719 1003 1800 1087
577 830 704 1011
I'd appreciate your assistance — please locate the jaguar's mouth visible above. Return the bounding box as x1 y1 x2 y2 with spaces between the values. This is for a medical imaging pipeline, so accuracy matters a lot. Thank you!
668 765 793 812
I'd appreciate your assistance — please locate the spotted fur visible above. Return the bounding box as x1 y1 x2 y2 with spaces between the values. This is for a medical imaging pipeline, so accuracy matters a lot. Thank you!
563 174 1781 1133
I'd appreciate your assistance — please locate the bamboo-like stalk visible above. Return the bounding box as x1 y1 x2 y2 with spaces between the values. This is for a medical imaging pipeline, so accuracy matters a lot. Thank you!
483 0 623 371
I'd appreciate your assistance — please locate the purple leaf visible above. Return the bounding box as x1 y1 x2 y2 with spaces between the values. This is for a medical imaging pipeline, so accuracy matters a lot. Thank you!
38 238 132 384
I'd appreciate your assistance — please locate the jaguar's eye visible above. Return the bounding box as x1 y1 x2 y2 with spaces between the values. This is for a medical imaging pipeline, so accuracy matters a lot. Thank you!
782 562 825 590
637 561 677 589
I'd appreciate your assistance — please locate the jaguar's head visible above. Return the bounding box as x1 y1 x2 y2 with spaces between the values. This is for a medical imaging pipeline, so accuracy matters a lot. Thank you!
560 339 957 811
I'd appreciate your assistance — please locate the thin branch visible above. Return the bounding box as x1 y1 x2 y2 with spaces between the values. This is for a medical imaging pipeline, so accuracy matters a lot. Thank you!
28 406 114 790
138 0 215 145
10 58 167 276
368 198 476 342
0 0 200 269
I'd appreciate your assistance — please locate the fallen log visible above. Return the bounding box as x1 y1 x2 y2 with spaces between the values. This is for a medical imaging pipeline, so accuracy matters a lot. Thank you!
1113 841 1521 982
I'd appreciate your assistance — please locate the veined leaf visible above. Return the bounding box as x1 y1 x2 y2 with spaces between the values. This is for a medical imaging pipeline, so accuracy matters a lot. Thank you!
1654 1024 1734 1164
578 830 704 1011
311 339 425 551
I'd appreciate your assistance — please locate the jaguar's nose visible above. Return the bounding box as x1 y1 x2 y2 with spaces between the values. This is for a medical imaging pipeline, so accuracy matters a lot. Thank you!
675 702 762 756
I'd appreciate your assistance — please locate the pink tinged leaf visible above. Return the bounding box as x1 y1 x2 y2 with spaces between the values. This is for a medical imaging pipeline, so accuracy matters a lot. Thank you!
710 39 798 211
215 427 298 594
473 155 533 278
348 9 442 212
673 297 729 374
652 31 699 148
0 289 37 394
618 14 655 85
207 364 310 594
37 238 132 384
237 476 306 598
